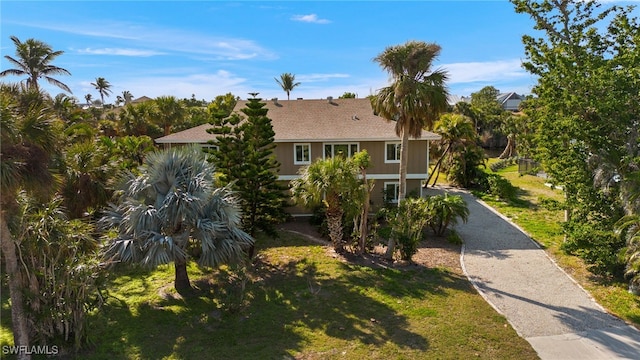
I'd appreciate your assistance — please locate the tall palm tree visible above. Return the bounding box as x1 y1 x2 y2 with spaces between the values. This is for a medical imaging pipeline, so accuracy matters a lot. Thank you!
91 77 112 106
154 95 186 135
84 93 93 106
371 40 449 259
100 145 254 291
1 84 59 358
291 156 360 252
0 36 72 93
372 41 449 200
275 73 301 100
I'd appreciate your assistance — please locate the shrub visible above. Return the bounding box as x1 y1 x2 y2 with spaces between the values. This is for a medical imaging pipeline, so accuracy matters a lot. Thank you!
480 173 518 201
386 198 431 261
426 194 470 236
562 221 625 278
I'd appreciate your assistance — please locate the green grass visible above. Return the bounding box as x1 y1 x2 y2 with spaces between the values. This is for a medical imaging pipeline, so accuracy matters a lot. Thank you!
478 158 640 328
2 230 538 359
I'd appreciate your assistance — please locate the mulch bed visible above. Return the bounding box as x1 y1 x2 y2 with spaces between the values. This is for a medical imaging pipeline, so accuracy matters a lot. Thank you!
278 219 463 274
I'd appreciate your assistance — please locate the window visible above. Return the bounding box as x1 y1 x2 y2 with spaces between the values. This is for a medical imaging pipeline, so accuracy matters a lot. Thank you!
294 143 311 164
201 144 219 152
384 182 400 203
324 143 359 158
385 142 401 163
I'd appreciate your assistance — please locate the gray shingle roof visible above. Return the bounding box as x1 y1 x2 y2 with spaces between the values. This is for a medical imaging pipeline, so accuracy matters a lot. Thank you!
155 98 441 144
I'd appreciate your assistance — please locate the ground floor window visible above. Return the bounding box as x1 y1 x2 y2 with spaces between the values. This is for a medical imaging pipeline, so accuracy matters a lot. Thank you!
383 182 400 203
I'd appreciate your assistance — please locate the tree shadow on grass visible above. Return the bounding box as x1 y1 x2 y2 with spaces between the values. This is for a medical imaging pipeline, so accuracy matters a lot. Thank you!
81 245 482 359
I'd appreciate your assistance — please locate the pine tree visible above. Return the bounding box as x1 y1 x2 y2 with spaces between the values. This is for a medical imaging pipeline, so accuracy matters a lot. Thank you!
207 93 288 255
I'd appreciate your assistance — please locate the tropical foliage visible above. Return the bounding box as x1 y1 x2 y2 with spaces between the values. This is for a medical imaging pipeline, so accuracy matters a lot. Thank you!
291 155 362 252
91 77 112 106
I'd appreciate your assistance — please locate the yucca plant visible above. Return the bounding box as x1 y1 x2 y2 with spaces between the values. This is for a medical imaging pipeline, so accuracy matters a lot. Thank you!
100 145 254 291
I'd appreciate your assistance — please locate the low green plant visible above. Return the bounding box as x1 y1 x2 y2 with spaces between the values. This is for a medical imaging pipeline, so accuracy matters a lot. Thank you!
447 230 464 245
479 173 518 201
386 198 431 261
426 194 470 236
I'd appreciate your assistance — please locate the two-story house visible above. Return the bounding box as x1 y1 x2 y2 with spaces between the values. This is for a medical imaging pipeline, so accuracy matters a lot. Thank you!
155 97 441 214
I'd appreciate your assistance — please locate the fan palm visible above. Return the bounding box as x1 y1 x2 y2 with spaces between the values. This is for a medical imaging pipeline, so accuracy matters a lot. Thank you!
291 156 360 252
0 36 72 93
275 73 301 100
91 77 112 106
371 40 449 259
100 145 254 291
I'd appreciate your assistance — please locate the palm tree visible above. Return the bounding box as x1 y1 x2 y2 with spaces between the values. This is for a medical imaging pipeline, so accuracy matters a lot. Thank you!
100 145 254 291
154 95 186 135
91 77 112 106
371 40 449 259
0 36 72 93
426 194 469 236
122 90 133 105
426 113 477 186
275 73 301 100
372 41 449 201
291 156 360 252
85 93 93 106
1 84 59 358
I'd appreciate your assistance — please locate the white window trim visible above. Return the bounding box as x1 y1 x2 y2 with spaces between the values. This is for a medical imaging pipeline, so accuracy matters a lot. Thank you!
384 141 401 164
384 181 400 204
201 143 219 151
294 143 311 165
322 142 360 159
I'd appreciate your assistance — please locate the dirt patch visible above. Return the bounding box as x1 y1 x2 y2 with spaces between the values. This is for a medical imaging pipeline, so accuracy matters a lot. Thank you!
278 219 462 274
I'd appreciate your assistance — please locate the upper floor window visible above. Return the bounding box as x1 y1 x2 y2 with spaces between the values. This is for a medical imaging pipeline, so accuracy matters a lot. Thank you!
324 143 359 158
385 142 401 163
294 143 311 165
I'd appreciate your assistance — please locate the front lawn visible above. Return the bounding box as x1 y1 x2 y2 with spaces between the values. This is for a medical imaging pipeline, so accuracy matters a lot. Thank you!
1 230 538 359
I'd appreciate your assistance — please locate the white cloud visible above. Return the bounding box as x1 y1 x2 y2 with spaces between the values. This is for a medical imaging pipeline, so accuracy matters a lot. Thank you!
291 14 331 24
19 20 276 61
442 59 528 84
296 73 350 82
75 48 165 57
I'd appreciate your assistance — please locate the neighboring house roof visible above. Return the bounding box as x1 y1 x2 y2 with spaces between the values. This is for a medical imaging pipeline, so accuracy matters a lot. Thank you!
156 97 441 144
448 92 524 111
131 96 153 104
496 92 524 111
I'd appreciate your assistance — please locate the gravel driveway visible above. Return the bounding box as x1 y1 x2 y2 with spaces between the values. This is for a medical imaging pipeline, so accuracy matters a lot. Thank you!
424 186 640 359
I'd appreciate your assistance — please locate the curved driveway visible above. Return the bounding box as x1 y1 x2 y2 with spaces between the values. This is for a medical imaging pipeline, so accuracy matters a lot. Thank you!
425 186 640 359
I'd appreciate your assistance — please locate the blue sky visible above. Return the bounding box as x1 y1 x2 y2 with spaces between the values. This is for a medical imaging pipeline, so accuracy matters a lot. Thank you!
1 1 636 103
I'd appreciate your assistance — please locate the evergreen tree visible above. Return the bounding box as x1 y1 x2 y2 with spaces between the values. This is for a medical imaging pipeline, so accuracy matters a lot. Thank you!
207 93 288 255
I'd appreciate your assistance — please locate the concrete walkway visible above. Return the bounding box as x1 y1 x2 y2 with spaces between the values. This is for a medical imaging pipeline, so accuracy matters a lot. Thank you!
425 187 640 360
